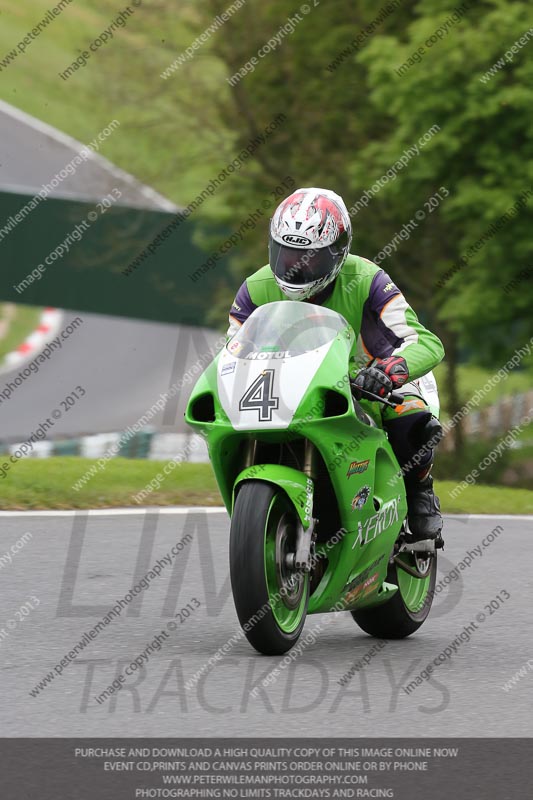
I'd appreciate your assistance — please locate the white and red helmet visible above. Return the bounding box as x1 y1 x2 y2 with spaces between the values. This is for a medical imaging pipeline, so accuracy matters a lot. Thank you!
269 187 352 300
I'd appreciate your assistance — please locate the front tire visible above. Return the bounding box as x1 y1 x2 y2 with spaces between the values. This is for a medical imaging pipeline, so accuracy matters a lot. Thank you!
230 481 309 655
351 547 437 639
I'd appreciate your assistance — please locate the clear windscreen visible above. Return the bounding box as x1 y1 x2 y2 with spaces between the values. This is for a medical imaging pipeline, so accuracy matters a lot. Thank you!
226 301 348 359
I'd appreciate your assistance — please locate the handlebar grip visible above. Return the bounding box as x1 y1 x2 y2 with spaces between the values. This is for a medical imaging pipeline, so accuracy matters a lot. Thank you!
389 392 405 406
351 385 400 409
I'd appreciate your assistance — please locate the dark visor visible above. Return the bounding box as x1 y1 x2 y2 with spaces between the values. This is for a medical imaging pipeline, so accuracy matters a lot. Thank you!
269 240 342 286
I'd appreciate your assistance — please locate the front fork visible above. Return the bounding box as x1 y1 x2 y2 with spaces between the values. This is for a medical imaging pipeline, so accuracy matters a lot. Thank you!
286 517 317 572
293 440 319 572
238 439 320 573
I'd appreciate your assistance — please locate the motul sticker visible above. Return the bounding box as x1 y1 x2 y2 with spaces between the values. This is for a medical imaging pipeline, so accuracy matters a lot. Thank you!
346 459 370 478
246 351 292 360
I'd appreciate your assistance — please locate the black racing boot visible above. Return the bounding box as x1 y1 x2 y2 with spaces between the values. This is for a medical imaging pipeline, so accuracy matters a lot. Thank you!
405 473 443 544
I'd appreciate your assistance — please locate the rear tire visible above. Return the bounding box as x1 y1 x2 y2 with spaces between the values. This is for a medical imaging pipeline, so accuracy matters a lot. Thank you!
230 481 309 655
351 548 437 639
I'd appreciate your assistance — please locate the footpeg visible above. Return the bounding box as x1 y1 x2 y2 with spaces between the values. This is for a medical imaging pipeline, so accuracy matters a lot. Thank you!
399 538 437 554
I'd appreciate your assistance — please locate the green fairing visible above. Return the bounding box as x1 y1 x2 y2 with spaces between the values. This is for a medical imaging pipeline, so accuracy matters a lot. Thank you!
185 302 417 617
233 465 313 529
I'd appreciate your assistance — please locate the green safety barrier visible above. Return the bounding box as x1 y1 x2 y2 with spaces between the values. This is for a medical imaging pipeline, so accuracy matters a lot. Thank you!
0 191 231 326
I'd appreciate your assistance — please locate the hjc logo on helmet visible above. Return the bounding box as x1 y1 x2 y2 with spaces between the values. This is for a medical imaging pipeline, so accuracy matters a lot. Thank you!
282 234 312 246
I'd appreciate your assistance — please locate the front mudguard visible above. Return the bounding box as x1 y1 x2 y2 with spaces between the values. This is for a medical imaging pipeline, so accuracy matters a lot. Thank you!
232 465 313 530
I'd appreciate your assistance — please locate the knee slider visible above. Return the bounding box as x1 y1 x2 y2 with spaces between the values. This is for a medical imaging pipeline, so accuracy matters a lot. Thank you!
410 415 443 449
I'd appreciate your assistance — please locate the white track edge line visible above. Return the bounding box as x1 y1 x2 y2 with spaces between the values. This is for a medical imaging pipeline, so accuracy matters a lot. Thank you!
0 509 531 520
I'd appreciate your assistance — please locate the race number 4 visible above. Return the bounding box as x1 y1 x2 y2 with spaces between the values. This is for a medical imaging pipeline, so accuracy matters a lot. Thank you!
239 369 279 422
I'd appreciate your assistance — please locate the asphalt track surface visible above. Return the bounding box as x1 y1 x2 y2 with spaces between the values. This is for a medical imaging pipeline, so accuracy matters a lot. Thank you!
0 99 176 210
0 310 219 440
1 510 531 737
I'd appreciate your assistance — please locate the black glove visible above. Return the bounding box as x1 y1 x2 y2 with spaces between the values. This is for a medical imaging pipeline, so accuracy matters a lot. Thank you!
352 356 409 399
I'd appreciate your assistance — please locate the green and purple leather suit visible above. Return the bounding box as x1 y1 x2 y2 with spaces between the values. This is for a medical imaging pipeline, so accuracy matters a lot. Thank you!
228 254 445 477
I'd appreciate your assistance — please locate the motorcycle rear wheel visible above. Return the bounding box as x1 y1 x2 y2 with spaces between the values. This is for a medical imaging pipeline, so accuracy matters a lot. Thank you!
351 546 437 639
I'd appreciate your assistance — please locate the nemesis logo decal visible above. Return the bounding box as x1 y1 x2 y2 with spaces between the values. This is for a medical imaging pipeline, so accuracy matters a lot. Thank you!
346 459 370 478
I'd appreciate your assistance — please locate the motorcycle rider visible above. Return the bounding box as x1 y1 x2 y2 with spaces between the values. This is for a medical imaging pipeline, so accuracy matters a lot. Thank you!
227 188 445 542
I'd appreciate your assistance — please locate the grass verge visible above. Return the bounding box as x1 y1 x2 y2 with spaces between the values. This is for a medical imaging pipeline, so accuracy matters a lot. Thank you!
0 458 221 509
436 480 533 515
434 362 533 416
0 305 42 361
0 458 532 513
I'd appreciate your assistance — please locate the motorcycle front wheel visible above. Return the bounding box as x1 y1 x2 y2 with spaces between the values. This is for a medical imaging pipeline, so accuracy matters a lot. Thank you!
230 481 309 655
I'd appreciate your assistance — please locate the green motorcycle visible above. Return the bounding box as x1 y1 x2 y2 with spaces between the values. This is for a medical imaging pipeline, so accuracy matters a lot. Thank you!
185 301 439 655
